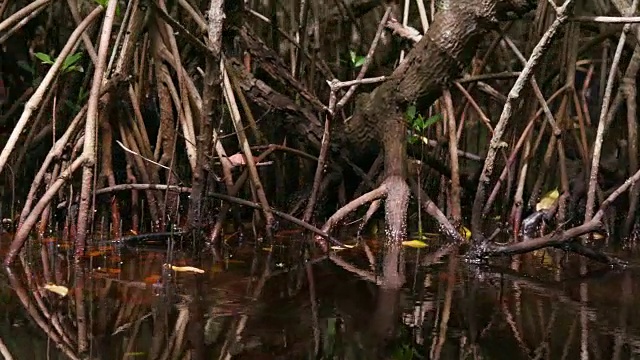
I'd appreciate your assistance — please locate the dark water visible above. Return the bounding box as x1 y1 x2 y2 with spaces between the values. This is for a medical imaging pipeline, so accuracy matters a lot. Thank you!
0 231 638 360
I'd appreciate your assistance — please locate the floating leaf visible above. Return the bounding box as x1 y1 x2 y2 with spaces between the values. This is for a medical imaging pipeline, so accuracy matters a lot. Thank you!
330 243 357 251
402 240 428 248
144 275 161 284
536 189 559 211
170 265 205 274
43 284 69 297
409 232 439 241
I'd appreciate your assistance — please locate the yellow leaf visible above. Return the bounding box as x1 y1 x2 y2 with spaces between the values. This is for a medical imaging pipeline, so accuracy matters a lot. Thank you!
43 284 69 297
330 243 357 251
402 240 428 248
460 226 471 241
536 189 559 211
410 233 439 241
261 246 273 252
170 265 205 274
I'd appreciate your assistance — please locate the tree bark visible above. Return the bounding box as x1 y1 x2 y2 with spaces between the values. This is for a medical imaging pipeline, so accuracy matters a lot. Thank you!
235 0 536 287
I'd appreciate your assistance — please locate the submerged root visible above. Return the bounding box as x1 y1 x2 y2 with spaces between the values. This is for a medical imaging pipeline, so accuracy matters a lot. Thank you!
318 175 411 289
381 176 410 289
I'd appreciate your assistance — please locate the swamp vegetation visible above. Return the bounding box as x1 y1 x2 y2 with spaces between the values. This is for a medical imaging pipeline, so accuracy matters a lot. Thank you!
1 0 640 358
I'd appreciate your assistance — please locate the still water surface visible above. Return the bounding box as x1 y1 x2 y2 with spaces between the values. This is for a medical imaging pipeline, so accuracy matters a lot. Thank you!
0 232 638 359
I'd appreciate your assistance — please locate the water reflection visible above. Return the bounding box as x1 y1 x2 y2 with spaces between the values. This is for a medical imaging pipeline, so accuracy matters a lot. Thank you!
0 236 638 359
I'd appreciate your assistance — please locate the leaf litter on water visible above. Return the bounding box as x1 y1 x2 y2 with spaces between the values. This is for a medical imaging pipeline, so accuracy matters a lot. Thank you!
167 265 205 274
43 284 69 297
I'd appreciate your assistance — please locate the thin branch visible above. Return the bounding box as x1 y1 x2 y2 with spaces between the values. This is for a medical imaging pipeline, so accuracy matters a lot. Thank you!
471 0 573 241
0 5 104 176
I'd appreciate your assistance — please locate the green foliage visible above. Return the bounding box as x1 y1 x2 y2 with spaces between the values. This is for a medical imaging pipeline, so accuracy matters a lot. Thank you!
392 344 420 360
349 50 366 68
405 104 442 144
322 317 337 356
31 51 87 111
66 87 89 113
93 0 121 16
34 52 84 73
16 60 41 87
62 52 84 73
34 52 54 65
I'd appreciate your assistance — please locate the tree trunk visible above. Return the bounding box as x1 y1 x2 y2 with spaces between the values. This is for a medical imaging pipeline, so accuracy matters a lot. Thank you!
233 0 537 287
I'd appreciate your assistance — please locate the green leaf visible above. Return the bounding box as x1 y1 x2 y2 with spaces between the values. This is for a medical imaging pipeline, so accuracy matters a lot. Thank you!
94 0 108 6
17 60 34 74
406 105 417 120
63 52 83 70
350 50 356 64
354 56 366 67
34 52 53 65
423 113 442 128
32 76 43 87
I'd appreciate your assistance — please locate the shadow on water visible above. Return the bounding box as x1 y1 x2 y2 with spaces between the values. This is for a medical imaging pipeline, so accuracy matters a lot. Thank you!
0 231 639 359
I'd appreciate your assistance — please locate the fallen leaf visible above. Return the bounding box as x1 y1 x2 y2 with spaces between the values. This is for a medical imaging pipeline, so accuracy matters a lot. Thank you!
330 243 357 251
143 275 161 284
402 240 428 248
409 233 439 241
107 268 121 275
169 265 205 274
43 284 69 297
536 189 559 211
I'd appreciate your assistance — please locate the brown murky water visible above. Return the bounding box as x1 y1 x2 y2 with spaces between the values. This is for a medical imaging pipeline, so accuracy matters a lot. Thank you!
0 231 638 359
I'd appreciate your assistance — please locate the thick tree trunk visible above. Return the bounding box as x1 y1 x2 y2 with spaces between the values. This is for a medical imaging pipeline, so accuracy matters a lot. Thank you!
233 0 536 288
343 0 535 288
